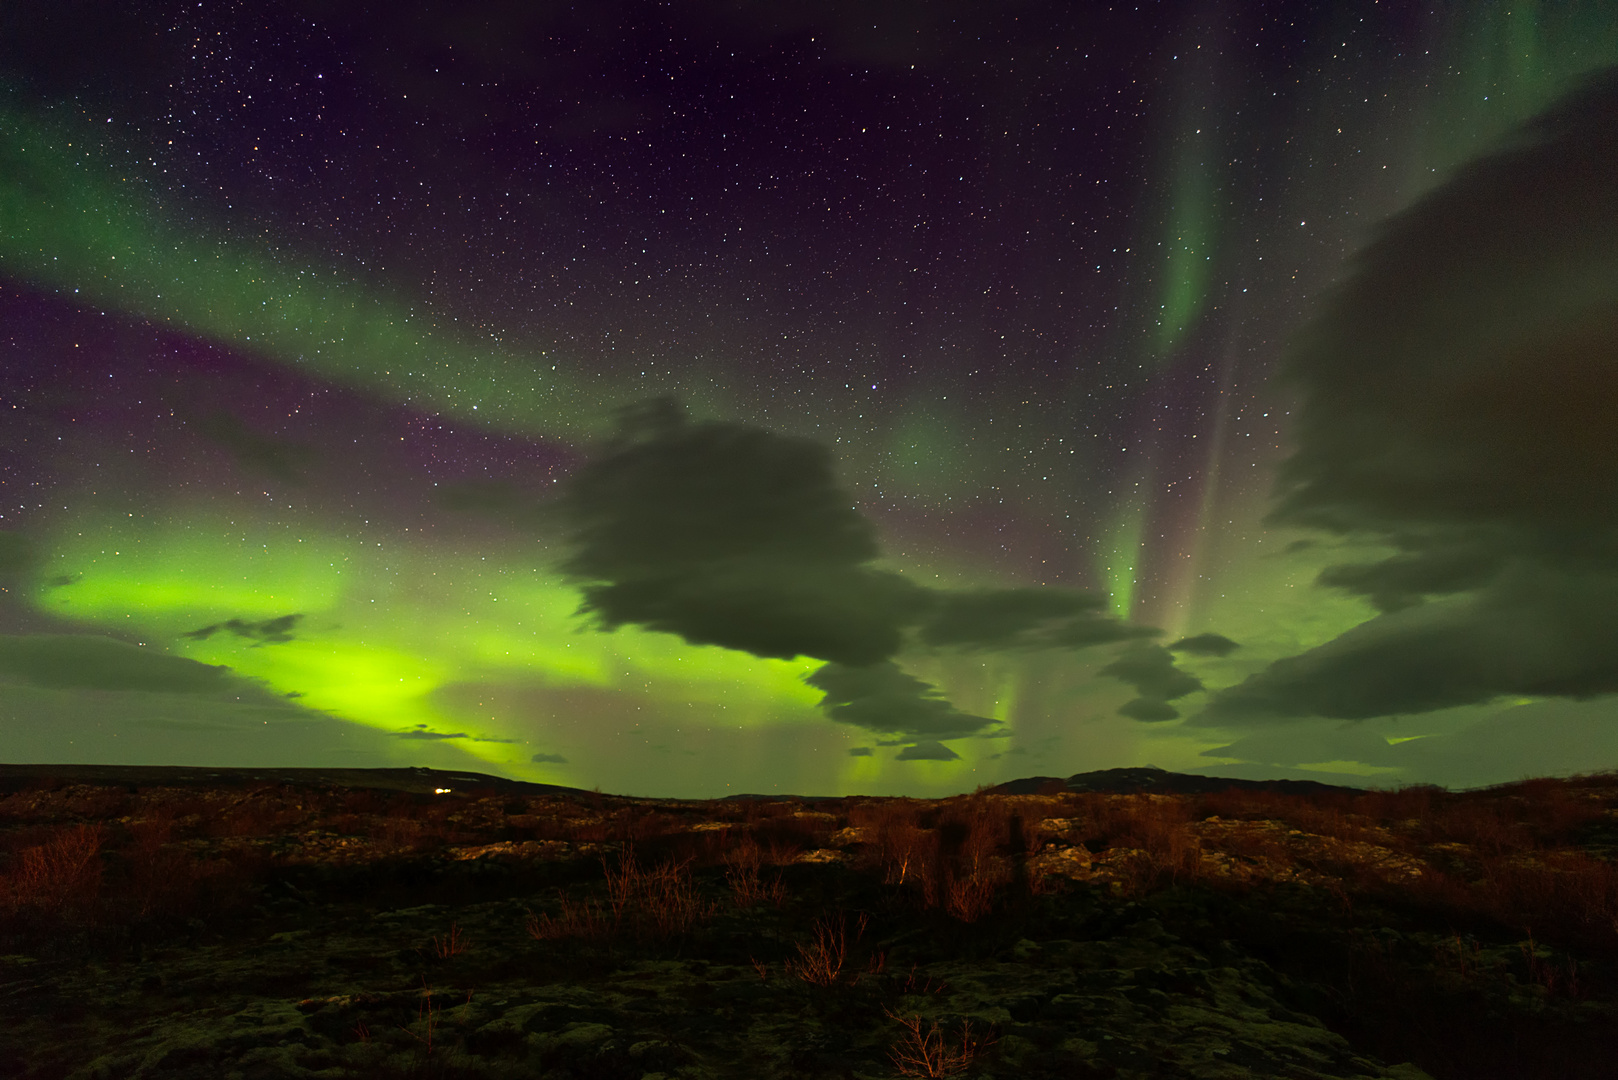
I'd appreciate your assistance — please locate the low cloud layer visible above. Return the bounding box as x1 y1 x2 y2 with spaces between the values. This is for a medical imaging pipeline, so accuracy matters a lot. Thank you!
805 661 998 743
1202 69 1618 726
0 634 233 693
560 399 1179 753
396 723 515 744
1169 633 1240 657
1101 643 1206 722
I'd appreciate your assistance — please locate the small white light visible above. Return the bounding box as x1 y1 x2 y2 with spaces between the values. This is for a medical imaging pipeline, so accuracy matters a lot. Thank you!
434 787 452 794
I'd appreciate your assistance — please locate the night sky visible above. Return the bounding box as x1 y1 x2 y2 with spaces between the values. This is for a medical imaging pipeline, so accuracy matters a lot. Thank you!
2 1 1616 797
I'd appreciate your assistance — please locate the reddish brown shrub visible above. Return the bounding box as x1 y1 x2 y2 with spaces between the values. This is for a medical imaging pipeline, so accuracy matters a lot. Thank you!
884 1008 996 1077
602 844 715 939
526 891 613 942
0 823 105 922
850 800 931 888
724 835 788 908
123 812 192 918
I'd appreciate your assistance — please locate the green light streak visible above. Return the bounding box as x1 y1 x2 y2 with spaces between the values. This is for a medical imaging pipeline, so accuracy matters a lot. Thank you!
0 101 612 438
1153 147 1214 356
1101 500 1147 620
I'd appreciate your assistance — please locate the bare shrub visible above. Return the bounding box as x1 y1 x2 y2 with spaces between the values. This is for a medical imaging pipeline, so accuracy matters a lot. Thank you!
786 911 881 987
787 912 855 986
1 823 104 921
602 844 716 939
723 835 787 908
850 800 931 888
1474 850 1618 950
123 812 191 918
935 797 1014 921
884 1008 996 1077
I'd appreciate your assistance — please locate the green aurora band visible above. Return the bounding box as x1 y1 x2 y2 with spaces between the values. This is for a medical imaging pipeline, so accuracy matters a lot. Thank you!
2 3 1617 794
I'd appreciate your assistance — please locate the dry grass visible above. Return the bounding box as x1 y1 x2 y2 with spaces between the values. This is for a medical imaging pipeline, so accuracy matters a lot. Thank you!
525 892 614 942
432 922 468 959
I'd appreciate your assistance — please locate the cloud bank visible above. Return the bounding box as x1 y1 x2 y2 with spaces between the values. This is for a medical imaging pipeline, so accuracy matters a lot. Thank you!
0 634 232 693
1202 68 1618 725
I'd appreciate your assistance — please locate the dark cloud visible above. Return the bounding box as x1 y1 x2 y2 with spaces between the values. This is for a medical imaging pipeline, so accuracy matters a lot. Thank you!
895 741 961 761
1168 633 1240 657
806 660 997 744
560 398 933 667
182 614 303 645
1118 697 1182 722
917 588 1154 650
1202 571 1618 723
1203 69 1618 724
396 724 515 743
531 752 568 764
0 634 232 693
847 746 873 757
1100 643 1204 721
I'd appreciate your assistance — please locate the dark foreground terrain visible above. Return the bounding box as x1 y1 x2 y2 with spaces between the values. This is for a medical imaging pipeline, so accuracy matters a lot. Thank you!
4 766 1618 1079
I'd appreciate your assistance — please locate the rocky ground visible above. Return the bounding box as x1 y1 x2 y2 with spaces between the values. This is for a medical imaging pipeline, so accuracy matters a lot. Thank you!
3 767 1618 1079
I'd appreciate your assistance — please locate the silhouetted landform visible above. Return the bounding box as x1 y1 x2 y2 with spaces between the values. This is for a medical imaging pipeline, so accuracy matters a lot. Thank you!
717 766 1368 803
991 765 1368 798
0 763 594 798
7 767 1618 1078
0 762 1365 804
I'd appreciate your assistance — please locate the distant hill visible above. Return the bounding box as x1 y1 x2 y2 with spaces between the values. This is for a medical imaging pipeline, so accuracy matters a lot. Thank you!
990 765 1369 798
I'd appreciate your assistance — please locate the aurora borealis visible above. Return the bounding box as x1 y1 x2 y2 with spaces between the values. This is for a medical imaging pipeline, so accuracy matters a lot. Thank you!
2 1 1616 796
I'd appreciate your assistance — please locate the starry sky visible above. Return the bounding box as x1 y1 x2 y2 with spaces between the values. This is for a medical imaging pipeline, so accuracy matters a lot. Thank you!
1 1 1616 797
